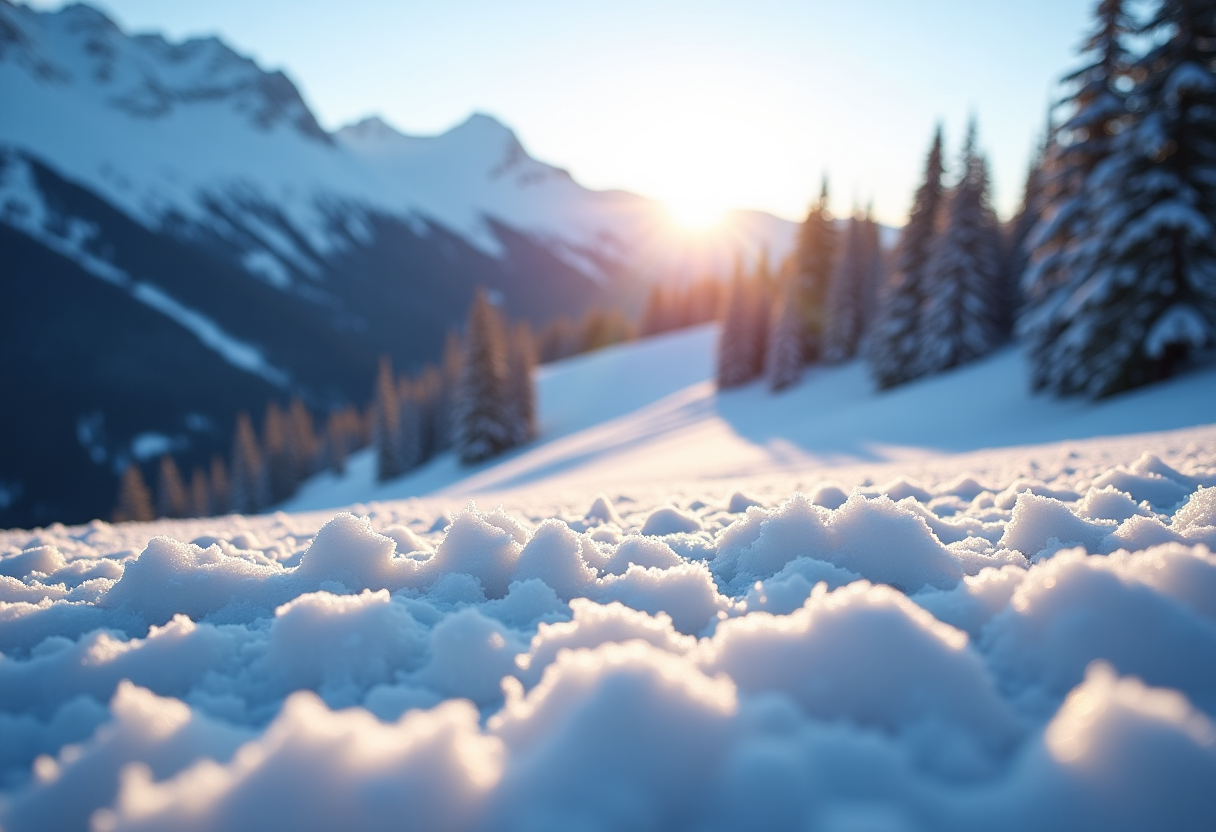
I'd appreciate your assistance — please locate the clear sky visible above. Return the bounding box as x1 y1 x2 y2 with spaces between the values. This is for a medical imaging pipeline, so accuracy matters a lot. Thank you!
32 0 1095 226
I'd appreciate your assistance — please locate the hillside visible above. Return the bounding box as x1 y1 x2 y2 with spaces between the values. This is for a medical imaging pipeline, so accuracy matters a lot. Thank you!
285 324 1216 512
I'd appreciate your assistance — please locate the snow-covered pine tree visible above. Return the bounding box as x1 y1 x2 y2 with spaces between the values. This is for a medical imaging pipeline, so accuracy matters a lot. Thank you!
868 128 945 389
716 262 759 388
507 321 538 446
1021 0 1131 387
455 289 513 463
228 411 267 514
823 211 871 363
373 356 401 481
1027 0 1216 396
918 121 1007 375
765 267 804 391
113 463 154 523
155 454 188 518
793 178 837 360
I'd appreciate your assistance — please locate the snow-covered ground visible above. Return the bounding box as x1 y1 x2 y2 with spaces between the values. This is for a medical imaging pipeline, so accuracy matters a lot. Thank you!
2 329 1216 830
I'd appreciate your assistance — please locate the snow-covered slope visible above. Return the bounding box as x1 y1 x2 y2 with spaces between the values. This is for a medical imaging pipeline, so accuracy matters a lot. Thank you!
0 1 795 283
1 379 1215 829
285 324 1216 512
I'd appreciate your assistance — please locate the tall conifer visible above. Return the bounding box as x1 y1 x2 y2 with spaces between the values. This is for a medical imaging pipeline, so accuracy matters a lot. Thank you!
507 321 538 445
455 289 512 463
155 454 188 518
189 468 210 518
1024 0 1216 395
716 262 759 388
262 402 295 503
228 411 266 514
113 464 154 523
824 211 872 363
209 456 229 515
918 122 1006 375
373 356 401 481
868 128 945 388
794 178 837 360
765 268 804 391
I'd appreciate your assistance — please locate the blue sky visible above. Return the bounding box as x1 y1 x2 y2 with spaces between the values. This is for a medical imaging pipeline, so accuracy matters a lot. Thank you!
34 0 1095 224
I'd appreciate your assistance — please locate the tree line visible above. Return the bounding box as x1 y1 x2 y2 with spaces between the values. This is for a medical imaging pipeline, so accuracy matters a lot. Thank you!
718 0 1215 399
112 289 548 522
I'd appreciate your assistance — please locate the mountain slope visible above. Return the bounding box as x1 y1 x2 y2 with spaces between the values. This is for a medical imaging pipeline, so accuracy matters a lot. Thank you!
0 0 799 529
283 325 1216 513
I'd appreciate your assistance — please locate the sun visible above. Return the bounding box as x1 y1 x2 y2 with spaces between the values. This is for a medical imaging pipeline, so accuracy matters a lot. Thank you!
664 196 727 231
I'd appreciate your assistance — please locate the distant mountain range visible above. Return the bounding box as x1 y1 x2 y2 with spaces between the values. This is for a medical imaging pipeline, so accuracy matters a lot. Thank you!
0 1 797 528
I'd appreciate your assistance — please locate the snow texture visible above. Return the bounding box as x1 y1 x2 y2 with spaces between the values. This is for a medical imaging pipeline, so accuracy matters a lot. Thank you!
3 423 1216 829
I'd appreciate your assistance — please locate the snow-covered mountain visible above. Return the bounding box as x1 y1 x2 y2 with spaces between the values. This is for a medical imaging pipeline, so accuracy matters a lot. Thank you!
0 0 796 529
0 0 793 285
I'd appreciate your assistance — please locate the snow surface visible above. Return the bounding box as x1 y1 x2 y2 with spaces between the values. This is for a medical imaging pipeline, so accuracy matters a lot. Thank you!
2 326 1216 829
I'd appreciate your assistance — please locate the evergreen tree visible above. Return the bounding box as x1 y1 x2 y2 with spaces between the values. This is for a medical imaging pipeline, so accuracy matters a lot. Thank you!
765 267 804 391
716 262 759 388
325 411 350 475
823 211 874 363
918 121 1007 375
436 331 463 451
455 289 512 463
868 127 946 389
229 411 266 514
209 456 229 515
507 321 538 445
155 454 188 518
262 402 295 503
860 207 887 332
1021 0 1129 345
188 468 210 518
640 285 671 337
373 356 401 481
748 251 775 376
286 398 319 484
113 463 154 523
793 178 837 360
397 378 426 472
1030 0 1216 396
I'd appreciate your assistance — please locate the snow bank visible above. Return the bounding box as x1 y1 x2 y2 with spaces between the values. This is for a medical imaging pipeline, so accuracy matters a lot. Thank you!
1 430 1216 829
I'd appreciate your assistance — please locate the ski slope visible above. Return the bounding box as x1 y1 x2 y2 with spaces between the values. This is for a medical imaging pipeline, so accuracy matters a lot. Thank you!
2 328 1216 831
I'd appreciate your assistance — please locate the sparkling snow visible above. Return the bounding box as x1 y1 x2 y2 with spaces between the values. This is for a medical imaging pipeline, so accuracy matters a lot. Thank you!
2 327 1215 830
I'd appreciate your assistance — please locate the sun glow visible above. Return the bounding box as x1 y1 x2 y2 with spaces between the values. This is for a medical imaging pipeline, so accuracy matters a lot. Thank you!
664 196 728 232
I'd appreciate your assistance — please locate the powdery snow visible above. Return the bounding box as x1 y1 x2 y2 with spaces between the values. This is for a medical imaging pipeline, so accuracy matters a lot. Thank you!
2 416 1216 828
